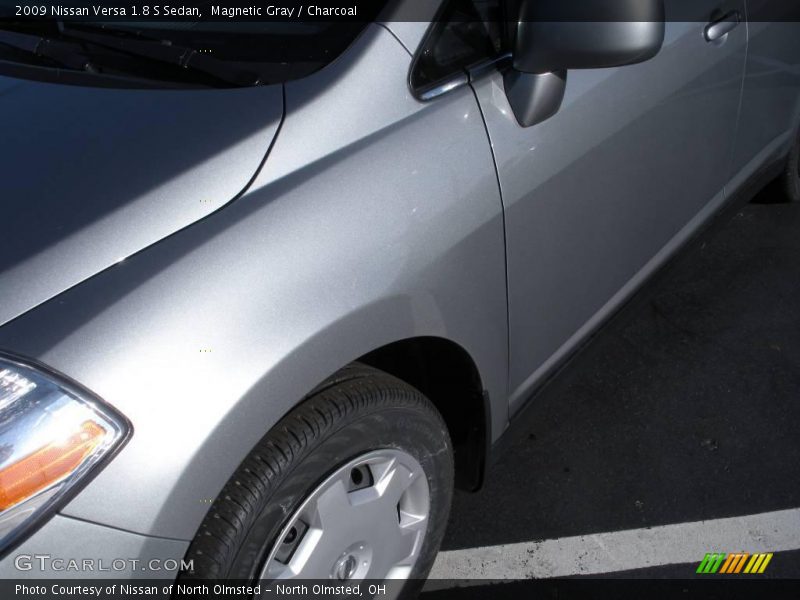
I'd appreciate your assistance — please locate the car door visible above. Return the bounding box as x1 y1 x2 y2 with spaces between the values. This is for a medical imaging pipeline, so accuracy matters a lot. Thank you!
729 0 800 183
470 0 748 413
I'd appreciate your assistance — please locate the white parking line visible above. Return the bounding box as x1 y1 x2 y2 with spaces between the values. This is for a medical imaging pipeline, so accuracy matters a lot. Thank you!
430 508 800 579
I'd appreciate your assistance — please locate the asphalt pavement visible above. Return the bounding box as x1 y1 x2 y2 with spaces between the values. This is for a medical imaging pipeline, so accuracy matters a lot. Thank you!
427 183 800 585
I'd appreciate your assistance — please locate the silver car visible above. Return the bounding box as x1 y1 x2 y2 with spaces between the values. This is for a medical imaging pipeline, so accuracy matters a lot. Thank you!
0 0 798 590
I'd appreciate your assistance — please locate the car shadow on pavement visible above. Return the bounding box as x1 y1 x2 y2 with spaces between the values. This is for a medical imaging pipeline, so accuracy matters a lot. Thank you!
440 190 800 552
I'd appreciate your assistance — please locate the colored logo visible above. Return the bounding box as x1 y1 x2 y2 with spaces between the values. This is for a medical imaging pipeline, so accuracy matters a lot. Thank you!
696 552 773 574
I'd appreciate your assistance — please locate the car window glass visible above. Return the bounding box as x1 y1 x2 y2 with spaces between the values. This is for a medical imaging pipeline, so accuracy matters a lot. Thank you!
410 0 503 96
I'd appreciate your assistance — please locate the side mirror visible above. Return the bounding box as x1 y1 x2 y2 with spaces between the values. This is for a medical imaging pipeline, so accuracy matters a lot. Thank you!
504 0 665 127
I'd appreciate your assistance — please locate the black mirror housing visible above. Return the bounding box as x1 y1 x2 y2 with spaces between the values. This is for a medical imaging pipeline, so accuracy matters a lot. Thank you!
512 0 666 74
504 0 665 127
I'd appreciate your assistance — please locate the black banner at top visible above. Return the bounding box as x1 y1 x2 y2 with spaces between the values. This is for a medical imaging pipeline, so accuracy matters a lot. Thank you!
1 0 800 23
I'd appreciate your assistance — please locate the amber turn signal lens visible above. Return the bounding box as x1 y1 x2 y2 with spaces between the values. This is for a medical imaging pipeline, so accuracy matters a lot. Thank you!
0 354 129 555
0 421 107 512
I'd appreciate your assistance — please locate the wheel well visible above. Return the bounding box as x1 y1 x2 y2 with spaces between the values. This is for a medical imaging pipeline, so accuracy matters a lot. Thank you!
359 337 487 491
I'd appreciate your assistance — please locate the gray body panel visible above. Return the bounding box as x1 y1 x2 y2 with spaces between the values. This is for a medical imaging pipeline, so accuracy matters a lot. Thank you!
0 516 187 579
0 25 508 540
0 78 283 327
473 5 749 410
730 2 800 175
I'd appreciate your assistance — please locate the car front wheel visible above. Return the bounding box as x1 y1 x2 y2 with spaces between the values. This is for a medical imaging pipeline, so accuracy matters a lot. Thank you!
178 364 454 596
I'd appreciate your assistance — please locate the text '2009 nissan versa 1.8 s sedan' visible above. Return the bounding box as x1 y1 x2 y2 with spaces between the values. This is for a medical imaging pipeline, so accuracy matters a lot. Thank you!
0 0 798 594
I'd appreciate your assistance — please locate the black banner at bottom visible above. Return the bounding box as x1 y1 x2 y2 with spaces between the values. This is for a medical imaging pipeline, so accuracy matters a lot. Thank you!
3 579 800 600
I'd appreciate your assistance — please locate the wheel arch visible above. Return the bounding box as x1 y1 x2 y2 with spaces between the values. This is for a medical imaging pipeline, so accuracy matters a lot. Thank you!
358 336 490 491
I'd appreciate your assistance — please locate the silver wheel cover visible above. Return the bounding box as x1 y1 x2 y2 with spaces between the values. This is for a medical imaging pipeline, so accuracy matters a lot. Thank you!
259 449 430 582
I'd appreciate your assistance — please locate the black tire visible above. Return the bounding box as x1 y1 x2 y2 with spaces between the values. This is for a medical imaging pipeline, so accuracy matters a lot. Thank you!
780 127 800 202
177 363 453 595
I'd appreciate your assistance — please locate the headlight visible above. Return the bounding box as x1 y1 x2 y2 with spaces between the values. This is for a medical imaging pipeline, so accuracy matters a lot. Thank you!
0 352 130 555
